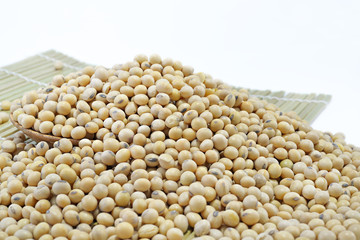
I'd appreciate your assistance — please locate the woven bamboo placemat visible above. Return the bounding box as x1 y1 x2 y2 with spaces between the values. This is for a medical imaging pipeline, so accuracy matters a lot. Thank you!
0 49 331 140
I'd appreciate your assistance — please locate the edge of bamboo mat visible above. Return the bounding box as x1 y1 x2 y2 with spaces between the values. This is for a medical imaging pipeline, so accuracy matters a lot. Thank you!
303 94 332 123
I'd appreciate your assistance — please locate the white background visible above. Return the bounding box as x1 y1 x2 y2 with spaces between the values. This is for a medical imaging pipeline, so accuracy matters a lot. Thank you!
0 0 359 145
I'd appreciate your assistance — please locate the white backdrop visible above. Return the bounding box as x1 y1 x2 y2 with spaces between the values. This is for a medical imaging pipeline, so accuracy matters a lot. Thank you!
0 0 359 145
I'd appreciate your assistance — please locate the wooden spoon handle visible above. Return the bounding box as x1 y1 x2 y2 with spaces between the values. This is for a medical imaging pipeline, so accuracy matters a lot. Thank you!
10 113 80 146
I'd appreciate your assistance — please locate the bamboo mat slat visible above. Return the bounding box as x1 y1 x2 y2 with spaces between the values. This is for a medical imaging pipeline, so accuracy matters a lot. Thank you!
0 50 332 140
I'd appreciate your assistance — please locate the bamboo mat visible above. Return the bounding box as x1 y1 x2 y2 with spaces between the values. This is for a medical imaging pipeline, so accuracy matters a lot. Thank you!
0 50 331 140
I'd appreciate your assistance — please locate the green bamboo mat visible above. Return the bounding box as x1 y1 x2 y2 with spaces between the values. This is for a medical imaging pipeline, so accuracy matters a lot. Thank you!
0 50 331 140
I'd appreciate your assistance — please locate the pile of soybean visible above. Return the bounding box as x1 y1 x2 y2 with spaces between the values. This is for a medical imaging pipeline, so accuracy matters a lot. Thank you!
1 54 360 240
